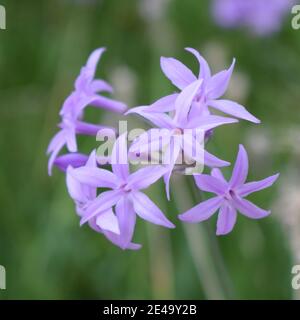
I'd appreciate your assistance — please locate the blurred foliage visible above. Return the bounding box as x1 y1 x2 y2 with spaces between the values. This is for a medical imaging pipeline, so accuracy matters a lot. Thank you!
0 0 297 299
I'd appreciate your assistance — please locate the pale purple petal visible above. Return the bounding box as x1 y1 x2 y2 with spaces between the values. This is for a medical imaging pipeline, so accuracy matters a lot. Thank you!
90 79 113 93
127 165 168 191
232 195 271 219
147 93 178 112
185 47 211 80
204 150 230 167
65 128 77 152
160 57 197 90
91 95 127 113
186 115 238 130
208 99 260 123
70 166 119 188
126 107 174 129
229 144 248 188
179 196 223 223
237 173 279 197
115 196 137 249
163 137 182 200
131 191 175 228
54 153 89 172
111 133 129 181
206 59 235 100
174 80 203 126
85 47 106 78
103 230 142 250
47 131 67 176
96 210 120 234
211 168 227 183
80 190 122 225
66 166 90 203
216 203 237 235
194 174 227 195
75 121 115 137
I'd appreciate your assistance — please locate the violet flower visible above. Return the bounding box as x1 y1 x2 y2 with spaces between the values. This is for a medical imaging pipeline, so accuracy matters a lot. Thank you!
179 145 279 235
47 48 126 175
66 150 141 250
212 0 295 36
67 134 175 250
160 48 260 124
127 80 238 199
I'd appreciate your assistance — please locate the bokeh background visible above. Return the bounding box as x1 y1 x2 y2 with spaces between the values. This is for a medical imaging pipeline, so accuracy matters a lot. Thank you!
0 0 299 299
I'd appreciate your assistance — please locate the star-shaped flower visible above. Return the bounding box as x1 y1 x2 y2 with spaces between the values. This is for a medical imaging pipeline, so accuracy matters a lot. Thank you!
67 134 175 249
127 80 238 199
160 47 260 124
66 150 141 250
179 145 279 235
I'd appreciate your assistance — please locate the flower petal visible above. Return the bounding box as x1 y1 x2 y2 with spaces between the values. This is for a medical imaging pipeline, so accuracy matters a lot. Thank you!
131 191 175 228
127 165 168 191
211 168 227 183
111 133 129 181
115 196 137 249
204 150 230 168
66 166 90 203
160 57 197 90
91 95 127 113
126 107 174 129
206 59 235 100
90 79 113 93
174 80 203 126
194 174 227 195
237 173 280 197
86 47 106 78
229 144 249 188
216 203 237 235
47 131 66 176
75 121 115 137
186 115 238 130
54 153 89 172
185 47 211 80
163 137 182 200
96 209 120 235
80 190 122 225
232 196 270 219
70 166 119 188
208 99 260 124
179 196 223 223
147 93 178 112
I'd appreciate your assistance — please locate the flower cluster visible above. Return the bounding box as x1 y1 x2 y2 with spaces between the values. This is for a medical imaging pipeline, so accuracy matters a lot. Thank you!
212 0 295 36
48 47 279 250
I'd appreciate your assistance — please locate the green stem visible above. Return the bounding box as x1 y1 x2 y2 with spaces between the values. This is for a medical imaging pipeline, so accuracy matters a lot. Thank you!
172 175 233 300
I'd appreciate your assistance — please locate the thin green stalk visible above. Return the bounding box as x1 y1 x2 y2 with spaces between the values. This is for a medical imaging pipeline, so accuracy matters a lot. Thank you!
172 175 230 300
186 177 235 299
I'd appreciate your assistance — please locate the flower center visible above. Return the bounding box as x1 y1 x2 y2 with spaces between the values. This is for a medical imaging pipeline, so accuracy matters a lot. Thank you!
224 189 235 201
119 183 131 193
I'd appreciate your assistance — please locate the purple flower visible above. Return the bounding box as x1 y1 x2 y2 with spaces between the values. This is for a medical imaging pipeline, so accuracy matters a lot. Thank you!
160 48 260 124
66 150 141 250
47 48 126 175
127 81 239 199
67 134 175 250
179 145 279 235
212 0 295 36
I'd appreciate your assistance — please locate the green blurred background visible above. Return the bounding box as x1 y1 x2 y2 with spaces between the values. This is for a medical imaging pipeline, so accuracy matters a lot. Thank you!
0 0 299 299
